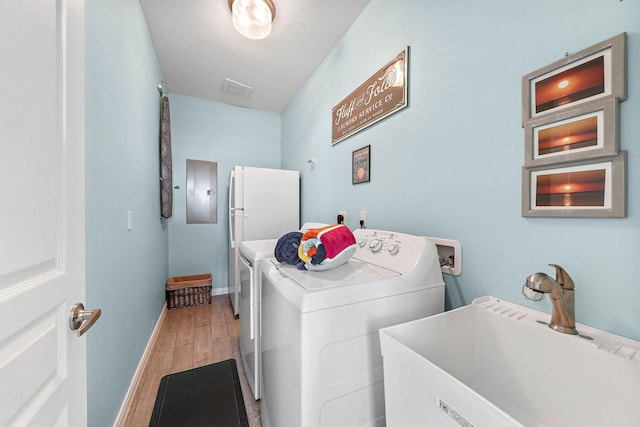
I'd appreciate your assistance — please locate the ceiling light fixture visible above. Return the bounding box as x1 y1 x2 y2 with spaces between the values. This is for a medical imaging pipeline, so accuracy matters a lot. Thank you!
228 0 275 40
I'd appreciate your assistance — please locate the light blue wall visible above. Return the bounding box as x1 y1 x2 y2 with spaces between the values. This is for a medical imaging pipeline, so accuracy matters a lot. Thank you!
167 94 281 291
85 0 167 425
282 0 640 341
82 1 640 424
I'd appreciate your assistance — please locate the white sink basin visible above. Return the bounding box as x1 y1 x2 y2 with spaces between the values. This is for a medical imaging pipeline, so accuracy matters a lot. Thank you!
379 296 640 427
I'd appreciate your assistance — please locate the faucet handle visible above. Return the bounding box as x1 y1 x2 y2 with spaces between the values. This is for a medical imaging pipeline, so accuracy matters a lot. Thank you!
549 264 574 290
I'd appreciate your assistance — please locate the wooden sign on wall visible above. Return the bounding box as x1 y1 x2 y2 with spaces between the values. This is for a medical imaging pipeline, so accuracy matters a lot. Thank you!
331 47 408 145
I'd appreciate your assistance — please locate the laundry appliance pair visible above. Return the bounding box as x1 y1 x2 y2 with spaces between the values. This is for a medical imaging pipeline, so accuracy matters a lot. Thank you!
240 227 445 427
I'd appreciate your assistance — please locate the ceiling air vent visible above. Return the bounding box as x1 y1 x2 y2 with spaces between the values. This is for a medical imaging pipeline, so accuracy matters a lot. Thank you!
220 78 254 98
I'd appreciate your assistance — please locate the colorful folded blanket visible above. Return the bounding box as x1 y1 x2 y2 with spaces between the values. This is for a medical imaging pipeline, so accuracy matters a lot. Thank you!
298 224 356 271
274 225 357 271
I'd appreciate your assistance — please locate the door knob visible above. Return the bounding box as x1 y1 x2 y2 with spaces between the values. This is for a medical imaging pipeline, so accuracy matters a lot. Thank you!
69 303 102 337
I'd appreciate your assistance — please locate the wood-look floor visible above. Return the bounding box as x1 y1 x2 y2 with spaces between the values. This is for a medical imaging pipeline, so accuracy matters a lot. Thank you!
122 295 261 426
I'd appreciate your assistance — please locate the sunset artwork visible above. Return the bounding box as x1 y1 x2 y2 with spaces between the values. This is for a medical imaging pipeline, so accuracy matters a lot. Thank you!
534 56 605 114
522 34 626 217
534 168 606 207
536 115 598 156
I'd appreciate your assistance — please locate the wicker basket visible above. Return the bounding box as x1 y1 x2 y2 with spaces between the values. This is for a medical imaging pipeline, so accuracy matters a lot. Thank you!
166 273 212 309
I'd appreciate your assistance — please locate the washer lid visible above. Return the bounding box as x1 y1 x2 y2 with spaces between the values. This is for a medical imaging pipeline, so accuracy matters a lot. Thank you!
274 258 399 291
239 239 278 261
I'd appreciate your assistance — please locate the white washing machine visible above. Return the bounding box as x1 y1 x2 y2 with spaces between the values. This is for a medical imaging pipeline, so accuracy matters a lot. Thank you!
238 238 278 400
260 228 445 427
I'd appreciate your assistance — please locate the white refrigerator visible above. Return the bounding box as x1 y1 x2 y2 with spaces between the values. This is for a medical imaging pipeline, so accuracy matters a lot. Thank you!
228 166 299 315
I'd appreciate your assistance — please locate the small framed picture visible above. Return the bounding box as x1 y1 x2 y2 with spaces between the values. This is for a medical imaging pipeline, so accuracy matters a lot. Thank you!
522 33 626 122
352 145 370 184
522 152 626 217
524 98 619 167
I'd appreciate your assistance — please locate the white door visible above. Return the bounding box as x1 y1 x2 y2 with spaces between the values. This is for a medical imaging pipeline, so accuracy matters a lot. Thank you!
0 0 91 425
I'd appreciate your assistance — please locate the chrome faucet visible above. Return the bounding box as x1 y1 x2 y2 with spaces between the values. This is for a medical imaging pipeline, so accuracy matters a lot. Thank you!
523 264 578 335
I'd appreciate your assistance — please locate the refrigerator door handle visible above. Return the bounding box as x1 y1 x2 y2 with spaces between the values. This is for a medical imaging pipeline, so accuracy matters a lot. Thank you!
228 171 235 212
229 210 235 248
229 208 243 249
229 171 236 248
229 208 244 248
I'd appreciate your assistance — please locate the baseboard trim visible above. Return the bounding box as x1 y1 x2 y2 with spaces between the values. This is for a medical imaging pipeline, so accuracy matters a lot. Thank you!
113 302 167 427
212 287 230 296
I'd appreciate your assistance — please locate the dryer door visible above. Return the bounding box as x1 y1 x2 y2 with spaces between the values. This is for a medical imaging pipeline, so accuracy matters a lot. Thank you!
238 253 260 399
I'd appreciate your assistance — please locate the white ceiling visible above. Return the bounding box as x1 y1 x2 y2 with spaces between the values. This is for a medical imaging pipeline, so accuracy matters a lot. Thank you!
139 0 371 112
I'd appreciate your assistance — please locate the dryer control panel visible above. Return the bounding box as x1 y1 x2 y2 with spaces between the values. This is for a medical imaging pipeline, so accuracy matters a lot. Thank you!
356 230 403 255
352 229 441 284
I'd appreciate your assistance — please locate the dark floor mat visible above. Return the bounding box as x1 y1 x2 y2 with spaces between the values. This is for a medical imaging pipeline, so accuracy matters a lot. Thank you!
149 359 249 427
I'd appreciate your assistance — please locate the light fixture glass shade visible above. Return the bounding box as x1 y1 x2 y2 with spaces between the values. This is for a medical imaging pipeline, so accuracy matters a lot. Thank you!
231 0 273 40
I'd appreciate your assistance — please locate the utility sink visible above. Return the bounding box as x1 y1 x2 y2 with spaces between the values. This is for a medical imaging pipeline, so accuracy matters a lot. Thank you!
379 296 640 427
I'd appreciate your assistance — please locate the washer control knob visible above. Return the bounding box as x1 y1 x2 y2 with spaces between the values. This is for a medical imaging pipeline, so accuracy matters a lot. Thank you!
369 239 383 252
388 244 399 255
358 238 367 247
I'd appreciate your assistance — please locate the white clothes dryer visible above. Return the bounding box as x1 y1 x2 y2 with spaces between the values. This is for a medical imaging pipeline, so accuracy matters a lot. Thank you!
238 238 278 399
260 228 445 427
238 223 329 400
